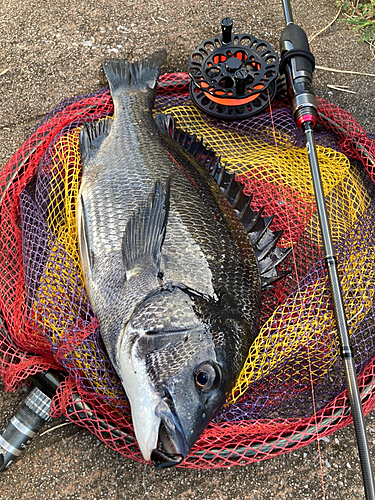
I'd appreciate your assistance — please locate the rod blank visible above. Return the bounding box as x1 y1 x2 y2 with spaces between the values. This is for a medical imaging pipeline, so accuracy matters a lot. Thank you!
279 1 375 498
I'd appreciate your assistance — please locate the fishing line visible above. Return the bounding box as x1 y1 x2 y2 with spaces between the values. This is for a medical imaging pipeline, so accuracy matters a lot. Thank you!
267 87 327 499
0 12 374 476
279 1 375 498
188 18 279 120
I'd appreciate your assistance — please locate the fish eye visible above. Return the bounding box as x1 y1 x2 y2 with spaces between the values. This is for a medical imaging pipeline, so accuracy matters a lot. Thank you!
194 362 221 391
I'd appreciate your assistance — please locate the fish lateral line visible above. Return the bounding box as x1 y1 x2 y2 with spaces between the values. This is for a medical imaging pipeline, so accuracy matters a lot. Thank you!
166 150 199 191
155 112 291 290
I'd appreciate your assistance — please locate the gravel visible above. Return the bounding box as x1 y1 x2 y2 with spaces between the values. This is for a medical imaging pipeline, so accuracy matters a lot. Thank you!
0 0 374 498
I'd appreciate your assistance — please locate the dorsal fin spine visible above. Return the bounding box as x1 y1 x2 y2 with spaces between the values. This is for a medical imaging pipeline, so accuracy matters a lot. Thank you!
154 112 291 290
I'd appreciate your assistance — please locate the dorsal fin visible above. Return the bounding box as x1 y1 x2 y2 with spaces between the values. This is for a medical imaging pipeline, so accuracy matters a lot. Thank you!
155 113 291 289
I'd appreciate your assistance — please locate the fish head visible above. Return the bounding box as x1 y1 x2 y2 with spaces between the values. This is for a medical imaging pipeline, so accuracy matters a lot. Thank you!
118 284 242 468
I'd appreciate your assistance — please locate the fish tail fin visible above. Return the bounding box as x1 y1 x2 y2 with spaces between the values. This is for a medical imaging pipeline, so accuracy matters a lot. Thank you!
103 50 167 94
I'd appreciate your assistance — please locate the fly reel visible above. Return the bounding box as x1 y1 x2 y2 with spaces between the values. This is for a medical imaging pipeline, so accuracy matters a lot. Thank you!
188 18 279 120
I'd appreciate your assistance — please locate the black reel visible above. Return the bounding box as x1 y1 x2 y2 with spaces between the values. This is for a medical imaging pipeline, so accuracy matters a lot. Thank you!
188 18 279 120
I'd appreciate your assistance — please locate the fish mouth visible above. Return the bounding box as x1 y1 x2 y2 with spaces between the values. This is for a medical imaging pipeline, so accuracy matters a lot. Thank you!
151 397 189 469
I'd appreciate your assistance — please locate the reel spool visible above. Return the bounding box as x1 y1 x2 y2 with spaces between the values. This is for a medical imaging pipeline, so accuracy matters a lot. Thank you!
188 18 279 120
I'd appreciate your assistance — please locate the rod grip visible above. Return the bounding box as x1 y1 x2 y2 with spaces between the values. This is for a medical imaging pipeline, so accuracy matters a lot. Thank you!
279 24 315 75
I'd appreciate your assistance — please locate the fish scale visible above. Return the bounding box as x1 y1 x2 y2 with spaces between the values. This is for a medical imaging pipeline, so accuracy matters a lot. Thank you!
77 50 261 468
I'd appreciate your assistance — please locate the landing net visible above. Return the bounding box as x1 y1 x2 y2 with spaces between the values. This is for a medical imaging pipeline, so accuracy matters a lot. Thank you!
1 73 375 468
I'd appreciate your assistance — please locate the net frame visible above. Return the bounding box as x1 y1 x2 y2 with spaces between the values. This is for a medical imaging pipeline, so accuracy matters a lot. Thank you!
0 73 374 469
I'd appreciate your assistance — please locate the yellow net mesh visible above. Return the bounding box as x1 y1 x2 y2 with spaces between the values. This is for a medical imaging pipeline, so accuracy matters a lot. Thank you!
2 78 374 467
29 101 373 408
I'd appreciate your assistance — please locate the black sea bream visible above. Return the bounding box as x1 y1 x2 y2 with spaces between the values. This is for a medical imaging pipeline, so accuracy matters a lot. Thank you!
77 50 262 468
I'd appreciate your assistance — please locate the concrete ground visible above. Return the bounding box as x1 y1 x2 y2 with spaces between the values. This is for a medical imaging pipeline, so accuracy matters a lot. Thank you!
0 0 374 498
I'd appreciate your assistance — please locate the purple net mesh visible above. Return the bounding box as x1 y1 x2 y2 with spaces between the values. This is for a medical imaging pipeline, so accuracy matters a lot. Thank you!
0 73 375 468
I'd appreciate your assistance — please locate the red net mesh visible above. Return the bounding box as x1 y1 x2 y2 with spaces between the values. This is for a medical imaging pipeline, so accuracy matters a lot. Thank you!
1 74 375 468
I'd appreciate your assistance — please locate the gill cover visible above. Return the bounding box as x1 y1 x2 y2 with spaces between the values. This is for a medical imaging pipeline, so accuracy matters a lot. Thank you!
118 285 227 466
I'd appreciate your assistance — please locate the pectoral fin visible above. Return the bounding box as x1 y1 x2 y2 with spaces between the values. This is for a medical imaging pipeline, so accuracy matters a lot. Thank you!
122 181 170 277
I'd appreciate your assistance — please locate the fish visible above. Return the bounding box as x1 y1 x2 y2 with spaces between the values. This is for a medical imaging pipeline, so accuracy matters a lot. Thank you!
77 50 287 468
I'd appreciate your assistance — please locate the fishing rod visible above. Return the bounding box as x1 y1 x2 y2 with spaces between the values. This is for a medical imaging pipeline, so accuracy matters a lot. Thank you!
279 1 375 498
0 10 374 479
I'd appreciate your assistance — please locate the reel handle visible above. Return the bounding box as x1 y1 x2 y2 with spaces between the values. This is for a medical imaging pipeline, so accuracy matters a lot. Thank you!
221 17 233 44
